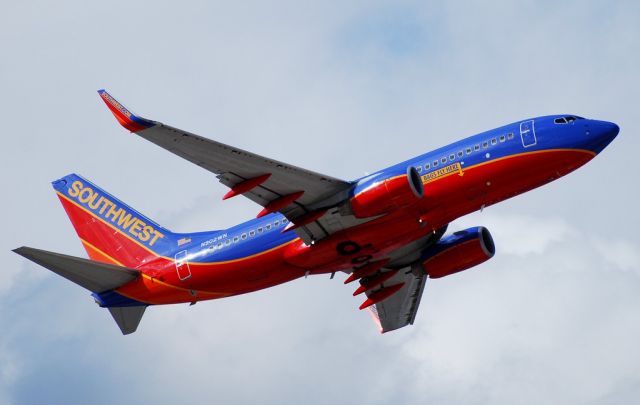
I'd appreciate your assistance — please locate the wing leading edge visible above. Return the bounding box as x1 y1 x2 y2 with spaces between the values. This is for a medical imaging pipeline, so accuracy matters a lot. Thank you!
98 90 363 243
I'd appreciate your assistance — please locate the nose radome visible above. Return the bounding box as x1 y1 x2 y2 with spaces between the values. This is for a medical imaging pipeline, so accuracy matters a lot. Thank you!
597 120 620 143
589 120 619 153
604 121 620 138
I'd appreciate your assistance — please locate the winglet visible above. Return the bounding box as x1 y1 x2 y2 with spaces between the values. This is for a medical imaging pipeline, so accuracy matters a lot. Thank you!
97 89 156 133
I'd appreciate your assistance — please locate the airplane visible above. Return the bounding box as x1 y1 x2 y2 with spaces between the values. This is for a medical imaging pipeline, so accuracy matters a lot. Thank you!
13 90 619 335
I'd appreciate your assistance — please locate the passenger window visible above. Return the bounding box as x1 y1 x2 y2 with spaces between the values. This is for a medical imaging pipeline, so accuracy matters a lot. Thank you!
257 227 263 233
433 160 438 167
474 144 480 151
491 138 497 145
217 242 223 249
225 239 231 246
507 133 514 140
241 233 247 240
416 166 422 173
233 236 239 243
425 163 430 170
466 148 472 155
283 218 289 224
249 230 255 237
482 141 488 148
449 154 455 161
499 135 506 142
457 151 463 158
266 224 272 231
274 220 280 226
441 157 447 164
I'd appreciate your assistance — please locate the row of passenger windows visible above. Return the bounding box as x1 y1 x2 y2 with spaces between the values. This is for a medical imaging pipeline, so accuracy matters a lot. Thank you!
416 132 515 172
207 218 289 251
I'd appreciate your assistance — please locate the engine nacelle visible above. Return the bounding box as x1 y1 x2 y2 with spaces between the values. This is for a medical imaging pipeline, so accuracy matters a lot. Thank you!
350 167 424 218
422 226 495 279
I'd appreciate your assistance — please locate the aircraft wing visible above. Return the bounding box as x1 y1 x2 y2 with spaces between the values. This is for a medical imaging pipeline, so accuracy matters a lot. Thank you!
98 90 364 243
364 262 428 333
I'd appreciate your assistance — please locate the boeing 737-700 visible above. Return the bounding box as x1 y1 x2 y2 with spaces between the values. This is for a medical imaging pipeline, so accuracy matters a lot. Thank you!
13 90 619 334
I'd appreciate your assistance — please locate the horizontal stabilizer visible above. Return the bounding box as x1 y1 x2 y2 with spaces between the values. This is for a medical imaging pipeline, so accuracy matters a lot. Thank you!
108 306 146 335
13 246 139 293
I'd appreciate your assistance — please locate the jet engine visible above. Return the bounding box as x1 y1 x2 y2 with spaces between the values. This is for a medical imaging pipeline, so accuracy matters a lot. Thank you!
350 167 424 218
422 226 495 279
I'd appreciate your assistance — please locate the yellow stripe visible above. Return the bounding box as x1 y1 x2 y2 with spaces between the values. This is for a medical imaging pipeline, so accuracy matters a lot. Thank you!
351 148 594 199
458 148 595 174
79 238 228 302
201 238 298 265
80 238 124 266
422 148 595 186
57 191 300 265
58 191 162 256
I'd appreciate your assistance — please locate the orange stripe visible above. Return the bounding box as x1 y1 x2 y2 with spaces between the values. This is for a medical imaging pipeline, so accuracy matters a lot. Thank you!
80 238 124 266
421 148 595 186
57 191 299 265
459 148 595 174
352 148 595 200
78 237 229 303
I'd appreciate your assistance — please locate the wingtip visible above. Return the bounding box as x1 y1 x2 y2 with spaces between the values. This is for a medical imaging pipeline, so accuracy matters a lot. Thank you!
13 246 38 260
97 90 155 133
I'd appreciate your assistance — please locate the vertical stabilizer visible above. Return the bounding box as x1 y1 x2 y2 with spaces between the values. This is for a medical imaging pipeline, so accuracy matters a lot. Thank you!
52 173 175 268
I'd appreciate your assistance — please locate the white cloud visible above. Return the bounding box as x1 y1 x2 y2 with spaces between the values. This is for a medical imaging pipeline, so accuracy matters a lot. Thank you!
455 213 576 256
591 236 640 275
401 214 640 404
1 0 639 404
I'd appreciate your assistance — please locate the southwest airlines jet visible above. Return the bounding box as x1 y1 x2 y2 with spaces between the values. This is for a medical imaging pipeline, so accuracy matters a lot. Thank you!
14 90 619 334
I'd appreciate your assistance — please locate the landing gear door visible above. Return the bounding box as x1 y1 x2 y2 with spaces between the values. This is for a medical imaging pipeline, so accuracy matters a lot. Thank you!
175 250 192 281
520 120 536 148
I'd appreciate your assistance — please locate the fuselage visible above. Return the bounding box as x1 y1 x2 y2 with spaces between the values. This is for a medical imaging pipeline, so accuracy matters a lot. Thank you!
86 115 618 307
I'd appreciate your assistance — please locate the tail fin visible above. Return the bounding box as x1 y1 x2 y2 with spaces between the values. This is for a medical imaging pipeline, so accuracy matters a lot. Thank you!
52 173 174 268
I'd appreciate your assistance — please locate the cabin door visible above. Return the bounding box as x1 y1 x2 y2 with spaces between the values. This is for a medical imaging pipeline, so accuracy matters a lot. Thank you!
175 250 192 281
520 120 537 147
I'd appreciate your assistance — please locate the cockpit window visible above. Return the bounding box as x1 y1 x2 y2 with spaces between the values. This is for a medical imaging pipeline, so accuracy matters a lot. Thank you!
555 115 582 124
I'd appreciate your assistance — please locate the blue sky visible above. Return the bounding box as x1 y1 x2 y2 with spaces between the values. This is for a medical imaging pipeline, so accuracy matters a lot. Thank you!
2 1 639 404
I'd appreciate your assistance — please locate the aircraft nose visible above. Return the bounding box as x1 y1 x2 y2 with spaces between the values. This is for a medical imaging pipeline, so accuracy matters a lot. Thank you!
599 120 619 139
588 120 619 153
